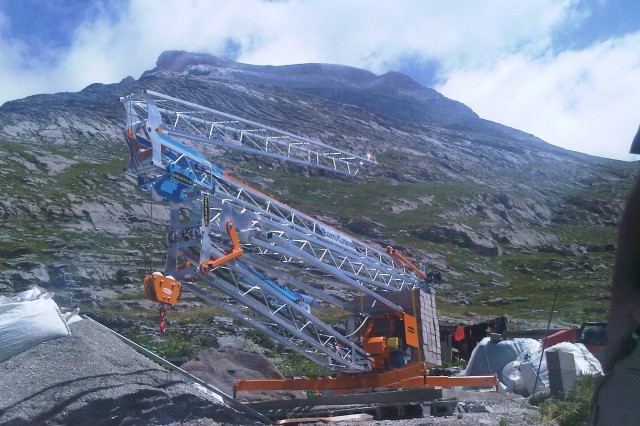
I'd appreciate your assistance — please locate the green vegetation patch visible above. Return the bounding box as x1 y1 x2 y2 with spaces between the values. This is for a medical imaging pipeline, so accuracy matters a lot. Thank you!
276 353 328 378
128 333 197 359
536 374 597 426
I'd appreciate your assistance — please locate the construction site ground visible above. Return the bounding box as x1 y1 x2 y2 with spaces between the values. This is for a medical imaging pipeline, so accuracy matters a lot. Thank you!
247 389 541 425
0 318 541 425
0 319 256 425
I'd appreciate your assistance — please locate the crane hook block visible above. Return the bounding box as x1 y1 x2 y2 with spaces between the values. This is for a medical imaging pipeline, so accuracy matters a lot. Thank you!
143 272 182 305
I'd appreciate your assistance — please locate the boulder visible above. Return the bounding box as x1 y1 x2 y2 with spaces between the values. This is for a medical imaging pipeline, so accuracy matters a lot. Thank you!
345 217 386 238
414 224 502 256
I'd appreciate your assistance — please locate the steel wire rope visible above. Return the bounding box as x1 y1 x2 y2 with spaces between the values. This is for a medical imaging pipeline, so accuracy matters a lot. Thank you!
148 192 154 273
344 314 370 338
532 286 559 397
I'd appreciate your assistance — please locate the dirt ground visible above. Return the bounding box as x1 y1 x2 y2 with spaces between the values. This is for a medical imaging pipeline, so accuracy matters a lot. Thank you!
182 346 306 403
0 319 257 425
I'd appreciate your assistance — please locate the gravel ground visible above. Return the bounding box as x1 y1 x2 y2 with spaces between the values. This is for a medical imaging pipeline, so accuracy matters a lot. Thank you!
256 391 542 426
0 319 256 425
350 394 543 426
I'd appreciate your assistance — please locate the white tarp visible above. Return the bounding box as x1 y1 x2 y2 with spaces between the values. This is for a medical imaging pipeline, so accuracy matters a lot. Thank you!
458 337 541 383
0 286 71 363
502 341 603 396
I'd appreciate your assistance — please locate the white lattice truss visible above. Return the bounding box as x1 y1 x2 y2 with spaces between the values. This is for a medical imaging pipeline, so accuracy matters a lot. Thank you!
122 90 429 373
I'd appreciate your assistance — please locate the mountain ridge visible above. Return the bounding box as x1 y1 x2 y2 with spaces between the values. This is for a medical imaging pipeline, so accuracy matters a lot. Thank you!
152 50 478 126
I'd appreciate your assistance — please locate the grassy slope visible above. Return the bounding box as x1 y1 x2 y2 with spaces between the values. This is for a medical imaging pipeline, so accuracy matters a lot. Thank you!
0 136 631 330
0 140 165 285
238 152 630 325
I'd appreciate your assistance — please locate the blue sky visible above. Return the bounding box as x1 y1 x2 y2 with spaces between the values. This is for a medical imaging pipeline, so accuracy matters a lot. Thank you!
0 0 639 160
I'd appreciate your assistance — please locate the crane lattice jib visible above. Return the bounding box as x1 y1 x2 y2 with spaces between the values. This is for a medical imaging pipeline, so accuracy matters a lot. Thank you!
192 264 370 372
201 188 408 312
123 91 424 291
210 174 425 293
182 281 369 373
131 90 376 176
164 199 370 373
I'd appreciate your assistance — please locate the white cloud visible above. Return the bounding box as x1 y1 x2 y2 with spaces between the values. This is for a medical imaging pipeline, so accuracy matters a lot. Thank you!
225 0 577 72
0 9 48 102
1 0 579 101
438 32 640 160
1 0 638 160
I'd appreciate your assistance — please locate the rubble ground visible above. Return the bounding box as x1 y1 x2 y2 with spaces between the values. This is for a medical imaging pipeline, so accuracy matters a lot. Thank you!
0 319 255 425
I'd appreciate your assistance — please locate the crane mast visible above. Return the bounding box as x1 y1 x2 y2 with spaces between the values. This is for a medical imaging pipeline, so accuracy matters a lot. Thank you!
121 90 439 374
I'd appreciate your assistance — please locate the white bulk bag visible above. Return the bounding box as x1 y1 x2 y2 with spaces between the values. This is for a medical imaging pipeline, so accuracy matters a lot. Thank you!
502 341 603 396
0 286 71 362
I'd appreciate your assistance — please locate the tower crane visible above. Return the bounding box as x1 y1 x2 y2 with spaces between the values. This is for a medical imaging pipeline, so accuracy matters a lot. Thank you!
119 90 496 393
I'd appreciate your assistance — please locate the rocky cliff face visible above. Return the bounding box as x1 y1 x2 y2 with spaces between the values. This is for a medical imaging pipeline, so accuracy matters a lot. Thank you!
0 50 637 325
154 50 476 125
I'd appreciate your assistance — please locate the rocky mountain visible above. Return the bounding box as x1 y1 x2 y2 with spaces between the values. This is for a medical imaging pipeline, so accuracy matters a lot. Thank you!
0 50 637 333
154 50 478 125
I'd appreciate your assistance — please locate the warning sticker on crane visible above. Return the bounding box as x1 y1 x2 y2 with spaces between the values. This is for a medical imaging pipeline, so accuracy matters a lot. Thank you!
171 171 194 186
404 313 419 348
203 193 210 224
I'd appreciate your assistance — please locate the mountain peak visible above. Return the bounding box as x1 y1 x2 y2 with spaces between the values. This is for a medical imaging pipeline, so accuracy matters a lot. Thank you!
156 50 239 72
373 71 423 91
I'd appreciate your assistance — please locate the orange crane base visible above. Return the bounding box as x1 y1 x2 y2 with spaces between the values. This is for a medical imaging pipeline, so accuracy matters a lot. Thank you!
233 363 497 396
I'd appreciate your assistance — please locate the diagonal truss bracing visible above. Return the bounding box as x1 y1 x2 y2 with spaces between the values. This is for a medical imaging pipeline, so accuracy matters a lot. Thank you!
181 279 369 373
164 202 370 373
163 196 373 372
127 90 377 176
209 174 427 294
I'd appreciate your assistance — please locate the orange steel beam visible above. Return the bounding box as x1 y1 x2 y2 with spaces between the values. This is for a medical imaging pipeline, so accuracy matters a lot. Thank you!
386 246 426 279
233 364 497 394
235 363 424 392
234 374 498 392
383 375 499 389
200 220 243 274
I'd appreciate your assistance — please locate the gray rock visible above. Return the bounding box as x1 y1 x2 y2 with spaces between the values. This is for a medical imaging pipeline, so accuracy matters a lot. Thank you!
415 224 502 256
345 217 387 238
485 297 528 306
539 244 588 256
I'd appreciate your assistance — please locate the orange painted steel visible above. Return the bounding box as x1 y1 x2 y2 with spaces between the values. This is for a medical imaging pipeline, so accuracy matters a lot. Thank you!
233 363 498 394
143 273 182 305
386 246 427 279
402 313 420 347
176 261 192 271
200 220 243 274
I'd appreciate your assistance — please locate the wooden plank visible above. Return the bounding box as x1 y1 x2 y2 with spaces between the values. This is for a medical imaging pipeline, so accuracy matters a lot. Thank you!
320 413 374 423
276 413 374 424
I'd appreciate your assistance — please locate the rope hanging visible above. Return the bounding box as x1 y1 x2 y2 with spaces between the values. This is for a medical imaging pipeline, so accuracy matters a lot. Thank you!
159 304 167 336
